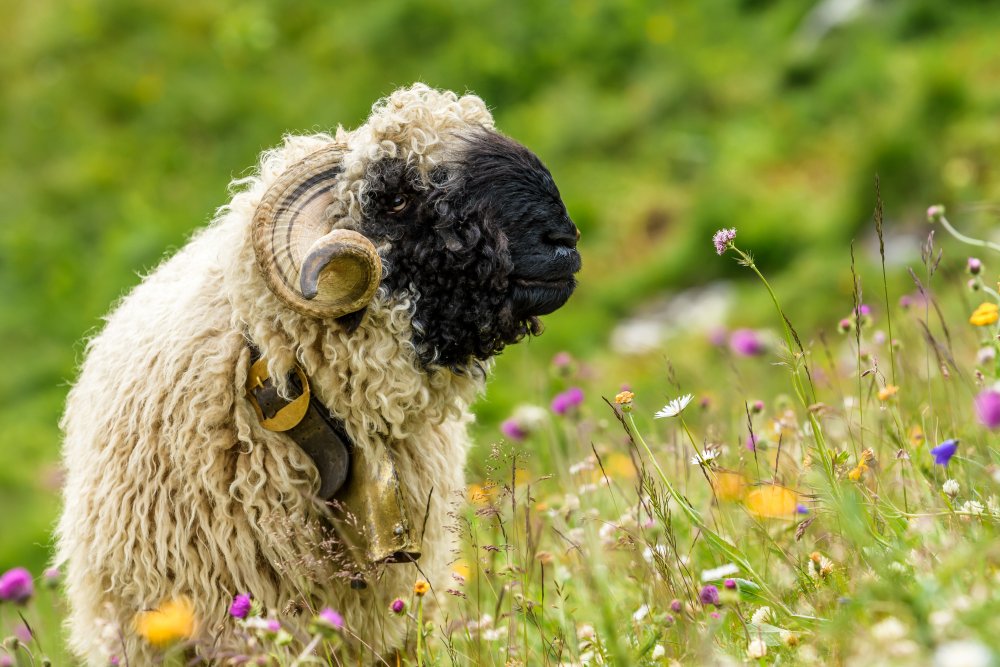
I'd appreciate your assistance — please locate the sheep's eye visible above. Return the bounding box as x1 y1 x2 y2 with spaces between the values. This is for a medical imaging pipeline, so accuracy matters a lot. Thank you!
389 194 409 214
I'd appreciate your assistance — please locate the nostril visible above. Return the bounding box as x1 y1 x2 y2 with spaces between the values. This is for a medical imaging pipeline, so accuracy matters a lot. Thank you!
545 227 578 248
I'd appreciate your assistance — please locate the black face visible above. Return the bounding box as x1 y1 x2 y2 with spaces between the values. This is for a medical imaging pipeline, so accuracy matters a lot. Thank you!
357 130 581 370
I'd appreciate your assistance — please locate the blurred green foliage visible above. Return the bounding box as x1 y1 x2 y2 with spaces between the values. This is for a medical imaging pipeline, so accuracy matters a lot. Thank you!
3 0 1000 573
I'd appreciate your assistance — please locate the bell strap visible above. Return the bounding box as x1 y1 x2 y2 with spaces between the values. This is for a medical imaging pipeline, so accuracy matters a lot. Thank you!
244 345 351 500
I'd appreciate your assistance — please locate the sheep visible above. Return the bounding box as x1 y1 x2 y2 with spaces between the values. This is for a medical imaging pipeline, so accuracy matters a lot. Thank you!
56 83 581 665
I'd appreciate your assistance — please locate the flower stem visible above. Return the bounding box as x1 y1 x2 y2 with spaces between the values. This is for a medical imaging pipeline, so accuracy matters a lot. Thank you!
416 597 424 667
729 246 838 488
938 214 1000 254
624 413 792 615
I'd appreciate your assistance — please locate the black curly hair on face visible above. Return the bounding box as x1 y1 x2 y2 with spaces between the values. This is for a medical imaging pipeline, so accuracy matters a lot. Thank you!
357 130 579 372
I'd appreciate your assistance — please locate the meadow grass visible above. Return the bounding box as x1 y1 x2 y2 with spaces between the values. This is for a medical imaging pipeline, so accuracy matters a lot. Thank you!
5 207 1000 665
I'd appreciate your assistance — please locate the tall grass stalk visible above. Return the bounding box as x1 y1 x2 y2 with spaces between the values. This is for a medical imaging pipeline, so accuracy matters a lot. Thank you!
622 411 793 616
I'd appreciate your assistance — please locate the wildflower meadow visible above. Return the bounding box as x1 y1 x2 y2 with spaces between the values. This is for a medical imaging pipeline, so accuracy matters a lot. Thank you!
5 199 1000 665
9 3 1000 665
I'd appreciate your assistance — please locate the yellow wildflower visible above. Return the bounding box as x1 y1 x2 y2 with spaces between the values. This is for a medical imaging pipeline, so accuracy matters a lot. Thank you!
970 302 999 326
600 452 636 481
909 425 924 448
452 561 470 580
467 483 496 505
414 580 429 596
745 485 798 518
135 597 196 648
710 470 747 502
808 552 835 579
848 463 868 481
614 391 634 405
877 385 898 401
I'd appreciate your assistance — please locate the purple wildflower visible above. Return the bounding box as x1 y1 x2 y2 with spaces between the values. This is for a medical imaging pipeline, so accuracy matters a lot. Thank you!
13 623 31 643
838 318 852 333
390 598 405 614
746 433 759 451
713 228 737 255
551 387 584 415
796 503 809 515
710 611 721 620
723 578 737 590
0 568 33 604
1 657 14 667
857 304 872 317
927 204 945 222
699 584 720 606
109 656 120 666
975 390 1000 429
552 351 573 368
318 608 344 630
665 613 675 625
930 439 959 466
43 567 60 589
500 419 527 442
229 593 252 619
729 329 764 357
708 327 728 347
899 295 913 310
751 400 765 414
969 257 983 275
670 599 682 613
266 618 281 633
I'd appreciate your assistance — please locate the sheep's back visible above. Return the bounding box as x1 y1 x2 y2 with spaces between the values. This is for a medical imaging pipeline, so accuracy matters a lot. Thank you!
55 229 310 662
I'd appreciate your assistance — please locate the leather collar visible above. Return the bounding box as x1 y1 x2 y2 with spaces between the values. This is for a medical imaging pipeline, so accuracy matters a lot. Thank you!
244 344 351 499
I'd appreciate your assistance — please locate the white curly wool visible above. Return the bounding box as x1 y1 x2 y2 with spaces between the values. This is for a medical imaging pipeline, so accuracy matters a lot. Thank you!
57 84 494 665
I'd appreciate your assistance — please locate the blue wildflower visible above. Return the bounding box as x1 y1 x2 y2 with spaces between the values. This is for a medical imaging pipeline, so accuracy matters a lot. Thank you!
930 439 959 466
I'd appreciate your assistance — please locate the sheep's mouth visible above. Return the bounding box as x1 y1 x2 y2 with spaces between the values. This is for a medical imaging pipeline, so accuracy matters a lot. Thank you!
512 276 574 289
511 275 577 317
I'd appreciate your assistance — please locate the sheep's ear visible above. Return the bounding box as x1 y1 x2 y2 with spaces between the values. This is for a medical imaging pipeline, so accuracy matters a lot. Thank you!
252 145 382 319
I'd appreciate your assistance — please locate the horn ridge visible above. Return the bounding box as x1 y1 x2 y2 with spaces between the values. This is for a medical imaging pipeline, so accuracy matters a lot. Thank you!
252 145 382 319
272 170 343 287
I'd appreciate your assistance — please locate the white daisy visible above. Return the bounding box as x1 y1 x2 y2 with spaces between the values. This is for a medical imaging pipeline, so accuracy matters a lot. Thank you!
654 394 693 419
632 604 649 622
700 563 739 582
690 449 719 466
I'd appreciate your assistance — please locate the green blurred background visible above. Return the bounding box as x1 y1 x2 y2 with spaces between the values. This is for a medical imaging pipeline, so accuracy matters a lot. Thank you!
3 0 1000 573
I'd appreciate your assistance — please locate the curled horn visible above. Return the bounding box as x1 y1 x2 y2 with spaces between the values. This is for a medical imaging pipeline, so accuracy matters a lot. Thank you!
252 145 382 319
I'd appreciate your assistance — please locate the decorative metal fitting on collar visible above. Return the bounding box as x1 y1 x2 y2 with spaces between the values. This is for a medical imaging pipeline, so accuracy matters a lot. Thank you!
245 357 311 432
